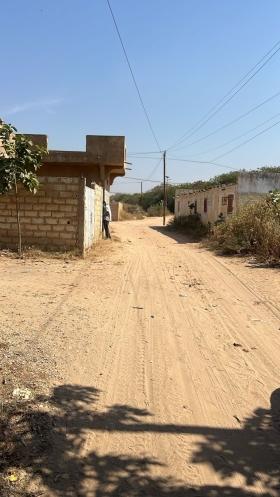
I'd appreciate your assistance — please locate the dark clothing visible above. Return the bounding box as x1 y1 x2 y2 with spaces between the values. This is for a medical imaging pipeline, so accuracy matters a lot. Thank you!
103 202 111 239
103 219 111 239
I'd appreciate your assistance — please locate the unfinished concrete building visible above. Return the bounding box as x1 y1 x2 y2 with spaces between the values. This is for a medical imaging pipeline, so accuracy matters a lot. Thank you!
0 134 126 253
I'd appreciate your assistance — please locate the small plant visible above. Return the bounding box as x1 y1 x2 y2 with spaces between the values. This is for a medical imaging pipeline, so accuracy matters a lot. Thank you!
0 121 47 255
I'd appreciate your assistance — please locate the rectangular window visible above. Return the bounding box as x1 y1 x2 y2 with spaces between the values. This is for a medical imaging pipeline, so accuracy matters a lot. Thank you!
222 196 228 206
227 194 234 214
204 198 208 213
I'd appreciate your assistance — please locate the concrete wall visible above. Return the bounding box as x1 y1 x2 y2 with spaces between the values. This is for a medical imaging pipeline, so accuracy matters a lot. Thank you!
94 184 103 242
175 172 280 225
175 184 237 224
86 135 125 167
0 177 104 252
238 172 280 206
24 133 126 187
84 186 95 250
110 201 123 221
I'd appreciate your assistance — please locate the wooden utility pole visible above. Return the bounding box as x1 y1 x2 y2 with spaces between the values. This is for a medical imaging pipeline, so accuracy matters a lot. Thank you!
140 181 143 199
163 150 167 225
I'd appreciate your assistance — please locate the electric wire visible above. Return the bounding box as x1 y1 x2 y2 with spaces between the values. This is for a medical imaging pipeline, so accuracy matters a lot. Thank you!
128 151 161 155
173 89 280 152
106 0 162 152
146 157 163 180
180 111 280 158
114 175 161 183
168 39 280 151
211 117 280 162
167 157 233 170
127 155 164 160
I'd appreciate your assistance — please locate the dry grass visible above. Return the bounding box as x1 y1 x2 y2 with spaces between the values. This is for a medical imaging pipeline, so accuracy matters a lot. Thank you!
119 203 146 221
209 193 280 263
119 210 145 221
0 235 121 262
0 247 80 261
146 204 171 217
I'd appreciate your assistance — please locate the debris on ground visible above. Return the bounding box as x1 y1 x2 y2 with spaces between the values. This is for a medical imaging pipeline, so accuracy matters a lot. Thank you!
12 387 33 401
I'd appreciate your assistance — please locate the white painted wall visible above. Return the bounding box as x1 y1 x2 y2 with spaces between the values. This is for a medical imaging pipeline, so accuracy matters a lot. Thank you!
238 172 280 194
84 186 95 249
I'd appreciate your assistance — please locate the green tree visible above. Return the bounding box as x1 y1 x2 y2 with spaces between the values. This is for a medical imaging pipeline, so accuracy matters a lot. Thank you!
0 121 47 255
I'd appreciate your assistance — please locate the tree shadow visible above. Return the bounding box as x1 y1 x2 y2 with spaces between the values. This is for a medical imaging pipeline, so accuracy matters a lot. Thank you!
191 388 280 493
1 384 279 496
150 224 201 244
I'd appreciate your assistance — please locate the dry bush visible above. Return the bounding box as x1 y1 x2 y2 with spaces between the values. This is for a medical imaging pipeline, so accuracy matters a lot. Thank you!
119 204 145 221
119 210 135 220
146 204 171 217
169 214 209 240
209 193 280 262
120 210 145 221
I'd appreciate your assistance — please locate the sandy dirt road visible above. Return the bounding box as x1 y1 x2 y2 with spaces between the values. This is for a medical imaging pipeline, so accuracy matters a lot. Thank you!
1 217 280 496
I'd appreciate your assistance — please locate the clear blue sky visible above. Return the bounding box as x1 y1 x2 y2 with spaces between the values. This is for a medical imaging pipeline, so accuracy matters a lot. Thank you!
1 0 280 193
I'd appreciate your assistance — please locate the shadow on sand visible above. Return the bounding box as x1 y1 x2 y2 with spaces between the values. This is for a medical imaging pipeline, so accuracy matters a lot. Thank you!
150 224 202 245
1 384 280 496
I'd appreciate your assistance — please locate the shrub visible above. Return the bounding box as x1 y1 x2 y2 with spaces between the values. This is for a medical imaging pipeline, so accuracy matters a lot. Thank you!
209 192 280 262
120 203 145 220
146 203 170 217
170 214 209 240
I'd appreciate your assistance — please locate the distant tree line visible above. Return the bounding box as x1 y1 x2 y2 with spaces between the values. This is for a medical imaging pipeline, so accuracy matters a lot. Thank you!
112 167 280 213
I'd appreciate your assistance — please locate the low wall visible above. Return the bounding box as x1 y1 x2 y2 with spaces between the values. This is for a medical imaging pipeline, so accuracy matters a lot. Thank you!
110 201 123 221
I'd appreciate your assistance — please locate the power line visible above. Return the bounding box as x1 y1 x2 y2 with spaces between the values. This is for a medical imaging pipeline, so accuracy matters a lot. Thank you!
127 154 162 159
112 181 142 185
115 175 161 183
146 157 162 180
127 155 164 160
128 151 161 155
125 155 163 182
168 39 280 151
184 111 280 158
211 117 280 162
126 154 234 172
168 157 233 170
173 89 280 152
169 42 280 151
106 0 161 152
125 176 161 183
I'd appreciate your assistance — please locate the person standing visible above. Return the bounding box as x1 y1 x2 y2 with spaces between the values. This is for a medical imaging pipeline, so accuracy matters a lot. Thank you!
103 200 111 239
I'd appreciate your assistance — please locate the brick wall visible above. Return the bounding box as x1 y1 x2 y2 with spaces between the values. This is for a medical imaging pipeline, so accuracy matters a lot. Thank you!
0 177 81 251
0 176 106 252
